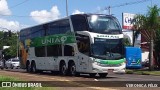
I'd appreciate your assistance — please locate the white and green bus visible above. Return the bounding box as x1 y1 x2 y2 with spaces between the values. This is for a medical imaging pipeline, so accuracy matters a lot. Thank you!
19 14 125 77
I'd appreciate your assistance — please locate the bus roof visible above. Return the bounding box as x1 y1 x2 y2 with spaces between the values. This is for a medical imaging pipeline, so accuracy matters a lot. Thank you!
20 13 116 32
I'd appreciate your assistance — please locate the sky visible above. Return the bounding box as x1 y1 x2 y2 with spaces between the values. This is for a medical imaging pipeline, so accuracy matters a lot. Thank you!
0 0 159 32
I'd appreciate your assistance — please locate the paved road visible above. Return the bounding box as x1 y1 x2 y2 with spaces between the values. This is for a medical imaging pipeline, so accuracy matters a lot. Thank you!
2 68 160 81
0 69 160 90
97 73 160 81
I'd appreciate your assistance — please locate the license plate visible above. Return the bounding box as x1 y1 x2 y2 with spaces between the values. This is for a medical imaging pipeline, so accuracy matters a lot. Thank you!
108 69 114 72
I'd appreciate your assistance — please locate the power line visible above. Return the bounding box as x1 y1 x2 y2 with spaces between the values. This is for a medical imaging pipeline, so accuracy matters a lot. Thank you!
9 0 29 10
0 0 54 18
0 0 152 18
97 0 151 14
0 14 54 18
111 0 150 8
0 0 30 17
0 0 29 12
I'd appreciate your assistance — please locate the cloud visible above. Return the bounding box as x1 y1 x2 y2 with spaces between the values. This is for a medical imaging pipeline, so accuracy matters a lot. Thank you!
95 6 107 14
0 0 11 15
0 0 21 32
30 6 60 24
72 10 84 15
0 18 20 32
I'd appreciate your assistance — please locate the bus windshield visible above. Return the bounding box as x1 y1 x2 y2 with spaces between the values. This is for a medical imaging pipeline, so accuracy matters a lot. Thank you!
91 38 124 60
88 15 121 33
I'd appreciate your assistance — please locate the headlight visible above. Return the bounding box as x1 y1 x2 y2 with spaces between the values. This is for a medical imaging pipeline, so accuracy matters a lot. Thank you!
95 62 101 65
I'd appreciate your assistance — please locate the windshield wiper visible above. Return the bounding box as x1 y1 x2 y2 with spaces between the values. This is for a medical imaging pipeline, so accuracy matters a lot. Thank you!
106 52 114 57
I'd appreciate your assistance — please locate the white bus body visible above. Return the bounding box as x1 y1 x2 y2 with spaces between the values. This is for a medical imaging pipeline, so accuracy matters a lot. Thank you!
19 14 125 77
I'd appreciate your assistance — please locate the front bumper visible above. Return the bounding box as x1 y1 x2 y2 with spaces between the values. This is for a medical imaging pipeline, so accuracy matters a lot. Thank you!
91 62 126 73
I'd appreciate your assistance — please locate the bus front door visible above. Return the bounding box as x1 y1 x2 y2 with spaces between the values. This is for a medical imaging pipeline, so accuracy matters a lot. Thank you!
77 53 89 73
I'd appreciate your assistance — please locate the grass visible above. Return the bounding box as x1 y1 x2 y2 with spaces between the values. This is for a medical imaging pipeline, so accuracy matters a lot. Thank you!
0 75 56 90
126 69 160 76
0 75 19 81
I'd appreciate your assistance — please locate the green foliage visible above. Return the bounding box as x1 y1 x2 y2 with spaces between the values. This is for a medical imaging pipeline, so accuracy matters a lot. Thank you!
123 38 131 46
154 29 160 66
0 31 18 59
155 30 160 53
132 5 160 70
133 5 160 39
0 75 18 81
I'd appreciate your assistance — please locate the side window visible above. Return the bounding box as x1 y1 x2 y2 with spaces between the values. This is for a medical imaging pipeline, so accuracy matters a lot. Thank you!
76 35 90 55
48 21 59 35
47 45 62 56
64 45 74 56
35 46 45 57
30 26 45 39
47 19 71 35
20 26 45 40
71 15 88 31
59 19 71 34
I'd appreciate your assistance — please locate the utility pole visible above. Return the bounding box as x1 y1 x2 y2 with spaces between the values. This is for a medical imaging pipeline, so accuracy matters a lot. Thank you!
66 0 68 16
16 31 19 59
105 6 111 15
108 6 111 15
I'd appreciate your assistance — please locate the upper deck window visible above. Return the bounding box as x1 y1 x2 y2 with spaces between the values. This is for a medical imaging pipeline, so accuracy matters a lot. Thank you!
71 15 88 31
88 15 121 33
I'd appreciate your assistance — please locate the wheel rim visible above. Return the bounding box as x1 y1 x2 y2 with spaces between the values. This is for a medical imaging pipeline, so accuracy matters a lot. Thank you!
61 65 66 75
71 65 76 75
27 64 30 72
90 73 96 77
32 65 36 72
99 73 107 77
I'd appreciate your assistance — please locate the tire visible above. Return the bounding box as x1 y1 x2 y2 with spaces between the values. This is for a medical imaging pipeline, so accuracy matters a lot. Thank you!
99 73 108 78
51 71 59 75
31 62 37 73
68 62 76 76
26 63 31 72
36 70 42 73
60 62 67 76
5 64 8 69
10 64 13 69
1 67 3 70
75 72 80 77
89 73 96 77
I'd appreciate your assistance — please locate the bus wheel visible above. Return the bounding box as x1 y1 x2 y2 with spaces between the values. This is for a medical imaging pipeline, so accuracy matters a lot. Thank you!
60 62 67 75
51 71 59 75
10 64 13 69
31 62 37 73
5 66 8 69
99 73 108 78
89 73 96 77
69 62 76 76
26 63 30 72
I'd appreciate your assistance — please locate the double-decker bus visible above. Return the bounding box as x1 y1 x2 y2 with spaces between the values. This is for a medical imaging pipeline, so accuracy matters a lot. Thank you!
19 14 125 77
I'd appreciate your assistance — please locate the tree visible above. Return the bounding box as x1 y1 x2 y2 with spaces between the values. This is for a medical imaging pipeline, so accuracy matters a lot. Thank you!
132 5 160 70
123 38 132 46
3 45 17 60
0 31 18 59
154 29 160 68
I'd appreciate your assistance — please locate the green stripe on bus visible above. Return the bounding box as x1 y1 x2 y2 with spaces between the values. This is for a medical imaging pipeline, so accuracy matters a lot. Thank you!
30 34 76 47
136 59 141 64
95 58 125 65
